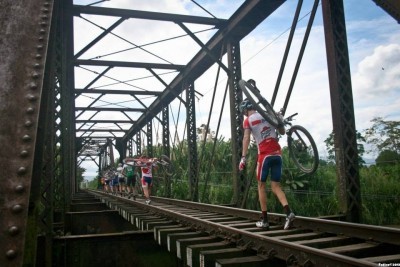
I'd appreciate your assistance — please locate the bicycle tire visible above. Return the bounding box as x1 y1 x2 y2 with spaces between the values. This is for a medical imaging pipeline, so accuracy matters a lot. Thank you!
238 79 282 127
160 155 174 176
287 125 319 175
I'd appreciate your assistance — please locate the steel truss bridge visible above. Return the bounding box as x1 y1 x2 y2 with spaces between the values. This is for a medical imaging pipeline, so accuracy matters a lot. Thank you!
0 0 399 266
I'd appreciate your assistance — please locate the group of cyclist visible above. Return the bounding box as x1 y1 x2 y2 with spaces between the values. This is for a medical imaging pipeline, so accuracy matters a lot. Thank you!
98 78 296 229
100 155 158 204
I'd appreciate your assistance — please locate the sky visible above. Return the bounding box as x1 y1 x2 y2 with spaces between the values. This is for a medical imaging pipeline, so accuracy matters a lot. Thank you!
73 0 400 179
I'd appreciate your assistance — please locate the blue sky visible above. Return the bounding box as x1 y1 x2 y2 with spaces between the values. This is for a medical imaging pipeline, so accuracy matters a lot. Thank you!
74 0 400 178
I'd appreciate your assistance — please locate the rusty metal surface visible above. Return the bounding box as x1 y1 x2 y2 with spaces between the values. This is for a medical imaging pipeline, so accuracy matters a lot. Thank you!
0 0 53 266
89 190 400 267
53 231 176 267
321 0 361 222
372 0 400 23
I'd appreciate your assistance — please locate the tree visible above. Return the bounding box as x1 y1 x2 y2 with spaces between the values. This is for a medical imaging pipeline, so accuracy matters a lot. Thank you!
364 117 400 155
324 131 366 166
375 150 400 167
76 166 86 185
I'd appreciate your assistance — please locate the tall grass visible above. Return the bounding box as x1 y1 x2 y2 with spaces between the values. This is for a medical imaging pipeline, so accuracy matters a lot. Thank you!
148 141 399 226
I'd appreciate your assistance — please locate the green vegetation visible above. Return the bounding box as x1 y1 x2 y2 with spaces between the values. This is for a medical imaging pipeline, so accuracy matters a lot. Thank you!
88 117 400 226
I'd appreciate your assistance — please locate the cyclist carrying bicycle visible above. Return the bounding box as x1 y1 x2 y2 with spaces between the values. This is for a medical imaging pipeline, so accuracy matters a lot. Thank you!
239 97 295 230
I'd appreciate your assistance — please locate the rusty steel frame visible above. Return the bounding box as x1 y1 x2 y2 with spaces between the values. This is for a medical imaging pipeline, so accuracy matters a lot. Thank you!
186 82 199 202
226 41 245 207
2 0 393 265
322 0 362 222
0 1 54 266
372 0 400 23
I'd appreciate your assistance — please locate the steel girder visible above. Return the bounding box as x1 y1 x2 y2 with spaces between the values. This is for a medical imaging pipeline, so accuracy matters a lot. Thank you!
186 82 199 202
372 0 400 23
226 41 246 207
122 0 286 144
162 106 171 197
322 0 361 222
0 0 54 266
146 121 153 158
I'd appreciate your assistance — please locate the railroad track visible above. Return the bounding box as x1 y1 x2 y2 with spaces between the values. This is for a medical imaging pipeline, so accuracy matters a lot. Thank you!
87 190 400 267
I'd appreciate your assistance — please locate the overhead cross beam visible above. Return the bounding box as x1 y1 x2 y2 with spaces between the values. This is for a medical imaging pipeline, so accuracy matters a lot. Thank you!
73 5 227 26
372 0 400 23
122 0 286 143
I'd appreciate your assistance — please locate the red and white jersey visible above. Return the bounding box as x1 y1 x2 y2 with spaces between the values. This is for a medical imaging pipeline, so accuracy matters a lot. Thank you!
243 112 281 156
141 162 156 177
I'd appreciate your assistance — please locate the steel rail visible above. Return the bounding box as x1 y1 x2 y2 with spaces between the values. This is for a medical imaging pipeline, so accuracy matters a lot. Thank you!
150 195 400 246
88 190 399 266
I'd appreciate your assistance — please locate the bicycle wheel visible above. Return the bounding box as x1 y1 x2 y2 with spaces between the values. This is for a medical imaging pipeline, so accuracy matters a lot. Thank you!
160 155 174 176
238 79 282 127
287 125 319 175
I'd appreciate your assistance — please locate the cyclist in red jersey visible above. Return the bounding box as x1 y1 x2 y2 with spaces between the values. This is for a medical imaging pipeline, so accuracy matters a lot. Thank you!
239 98 295 230
137 155 158 204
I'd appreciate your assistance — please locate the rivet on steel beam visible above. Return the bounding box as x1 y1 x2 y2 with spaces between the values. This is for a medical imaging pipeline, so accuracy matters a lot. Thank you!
35 54 42 59
37 45 44 51
26 107 35 114
20 150 29 157
41 8 49 13
22 135 32 142
27 94 37 101
25 121 33 128
32 72 40 79
6 250 17 259
43 2 50 6
29 82 38 90
41 15 49 20
17 167 27 175
8 226 19 236
11 204 23 214
15 185 25 193
39 29 46 34
38 37 44 42
33 63 41 69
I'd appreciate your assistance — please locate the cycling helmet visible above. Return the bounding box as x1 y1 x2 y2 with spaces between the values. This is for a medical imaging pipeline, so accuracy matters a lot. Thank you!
239 99 253 114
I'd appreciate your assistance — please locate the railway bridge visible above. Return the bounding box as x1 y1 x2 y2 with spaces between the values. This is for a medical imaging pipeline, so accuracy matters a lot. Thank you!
1 0 399 266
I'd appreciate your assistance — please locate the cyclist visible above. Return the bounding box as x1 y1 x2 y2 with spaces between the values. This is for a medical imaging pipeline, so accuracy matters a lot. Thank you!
137 155 158 205
239 97 295 230
122 157 138 200
117 163 125 195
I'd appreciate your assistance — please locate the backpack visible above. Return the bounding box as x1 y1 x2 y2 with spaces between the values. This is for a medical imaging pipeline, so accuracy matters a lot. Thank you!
125 165 134 178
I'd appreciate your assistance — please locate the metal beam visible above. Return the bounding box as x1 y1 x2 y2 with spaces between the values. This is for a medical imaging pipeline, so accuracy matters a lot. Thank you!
0 0 54 265
75 59 185 70
75 88 162 96
77 129 128 132
76 120 134 123
73 5 227 26
122 0 286 143
75 107 146 112
372 0 400 23
322 0 361 222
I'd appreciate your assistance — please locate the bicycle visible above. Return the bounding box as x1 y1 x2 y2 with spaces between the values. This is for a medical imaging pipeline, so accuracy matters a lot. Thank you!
123 155 174 176
238 79 319 175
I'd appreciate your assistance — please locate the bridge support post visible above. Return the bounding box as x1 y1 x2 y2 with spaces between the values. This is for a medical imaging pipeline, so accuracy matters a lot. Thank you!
186 81 199 202
322 0 361 222
227 41 245 207
146 120 153 157
162 106 172 197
